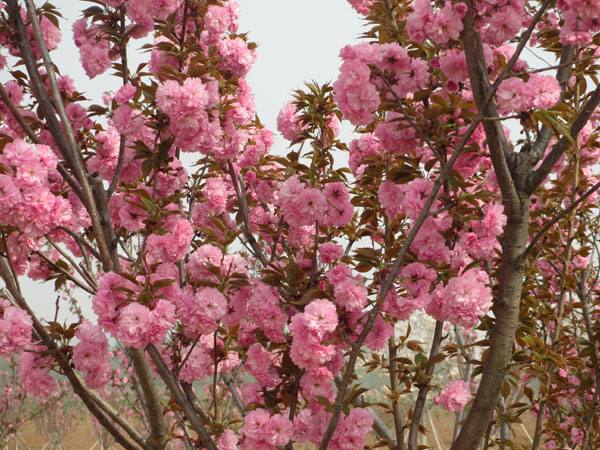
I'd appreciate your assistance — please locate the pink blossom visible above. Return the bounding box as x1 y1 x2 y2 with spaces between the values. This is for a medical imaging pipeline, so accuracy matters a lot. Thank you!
323 182 350 209
17 347 58 398
79 44 112 79
148 300 176 344
442 269 493 328
0 299 32 356
374 112 420 154
484 7 523 46
218 429 239 450
382 288 424 321
347 0 373 15
218 37 256 78
434 380 471 412
247 282 287 342
363 315 394 351
117 303 151 348
240 409 293 449
205 1 239 36
430 4 464 44
277 102 305 141
245 343 280 388
378 181 404 218
333 59 380 126
439 49 469 83
529 74 560 110
334 279 368 312
115 84 137 104
277 177 326 227
303 299 339 334
400 178 435 219
320 242 344 264
301 367 334 402
406 0 434 43
178 287 227 336
497 78 533 114
187 243 224 282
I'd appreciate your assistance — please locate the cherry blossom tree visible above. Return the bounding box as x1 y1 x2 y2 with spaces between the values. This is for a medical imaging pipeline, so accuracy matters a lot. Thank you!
1 0 600 449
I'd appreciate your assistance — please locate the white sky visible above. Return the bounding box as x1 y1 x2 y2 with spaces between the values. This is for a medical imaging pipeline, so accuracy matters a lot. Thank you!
20 1 364 322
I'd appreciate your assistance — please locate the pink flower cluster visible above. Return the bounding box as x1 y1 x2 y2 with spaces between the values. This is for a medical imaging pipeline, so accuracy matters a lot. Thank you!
426 269 493 328
87 127 142 185
17 345 58 398
92 272 176 347
0 298 32 356
479 0 525 46
277 102 305 141
0 8 61 59
383 262 437 321
145 218 194 265
557 0 600 44
346 0 373 15
460 201 507 260
496 75 560 115
156 77 218 152
406 0 465 44
293 407 374 449
289 299 338 371
175 287 227 337
239 409 293 450
72 18 115 79
334 42 428 125
0 140 73 237
205 1 240 37
328 264 368 312
72 321 111 389
349 133 382 176
434 380 471 412
378 177 438 219
247 282 287 343
333 45 380 125
319 242 344 264
116 300 175 348
179 335 239 382
277 178 353 228
218 37 257 78
125 0 182 37
244 343 281 389
374 112 422 154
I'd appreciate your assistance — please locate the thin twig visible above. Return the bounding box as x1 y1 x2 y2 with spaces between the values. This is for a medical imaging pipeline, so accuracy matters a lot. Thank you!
520 179 600 264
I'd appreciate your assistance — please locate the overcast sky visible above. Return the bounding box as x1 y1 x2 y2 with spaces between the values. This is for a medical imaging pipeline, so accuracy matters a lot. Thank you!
21 1 365 322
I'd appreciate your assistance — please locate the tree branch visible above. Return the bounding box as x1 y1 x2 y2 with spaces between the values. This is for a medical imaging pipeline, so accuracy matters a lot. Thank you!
146 344 218 450
519 178 600 263
388 336 406 450
129 348 168 449
527 82 600 193
408 321 444 450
